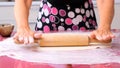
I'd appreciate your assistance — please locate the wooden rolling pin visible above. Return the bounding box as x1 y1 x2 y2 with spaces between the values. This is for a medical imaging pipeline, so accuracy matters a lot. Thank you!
14 32 112 47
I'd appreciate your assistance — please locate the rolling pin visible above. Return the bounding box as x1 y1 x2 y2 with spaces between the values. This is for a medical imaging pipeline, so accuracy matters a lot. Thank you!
14 32 112 47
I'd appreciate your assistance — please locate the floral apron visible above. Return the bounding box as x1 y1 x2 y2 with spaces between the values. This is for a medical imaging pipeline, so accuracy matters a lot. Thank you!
35 0 97 32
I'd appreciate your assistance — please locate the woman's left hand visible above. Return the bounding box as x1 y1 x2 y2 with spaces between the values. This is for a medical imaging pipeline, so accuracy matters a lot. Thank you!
89 28 115 41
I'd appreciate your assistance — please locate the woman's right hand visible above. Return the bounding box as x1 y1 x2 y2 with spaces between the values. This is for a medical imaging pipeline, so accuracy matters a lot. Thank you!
13 27 42 44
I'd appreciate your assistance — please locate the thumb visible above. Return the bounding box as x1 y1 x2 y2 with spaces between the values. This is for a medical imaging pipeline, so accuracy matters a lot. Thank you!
89 31 96 39
34 32 42 39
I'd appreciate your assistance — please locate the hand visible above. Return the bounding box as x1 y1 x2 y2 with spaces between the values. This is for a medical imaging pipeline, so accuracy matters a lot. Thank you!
13 28 42 44
89 28 115 41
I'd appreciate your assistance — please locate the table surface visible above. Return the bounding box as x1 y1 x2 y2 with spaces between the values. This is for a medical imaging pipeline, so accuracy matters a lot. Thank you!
0 29 120 68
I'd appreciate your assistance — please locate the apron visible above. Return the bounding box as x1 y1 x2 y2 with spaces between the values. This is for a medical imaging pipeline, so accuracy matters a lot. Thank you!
35 0 97 33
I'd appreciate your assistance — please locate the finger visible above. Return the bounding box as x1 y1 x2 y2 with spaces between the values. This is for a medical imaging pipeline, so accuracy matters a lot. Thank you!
23 37 29 44
89 31 96 39
13 33 18 39
34 33 42 39
102 34 111 40
96 34 103 40
28 36 34 43
102 33 115 40
18 36 24 42
110 34 115 38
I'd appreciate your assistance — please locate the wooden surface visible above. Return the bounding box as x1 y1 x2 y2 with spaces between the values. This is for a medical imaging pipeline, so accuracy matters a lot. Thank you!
39 33 89 46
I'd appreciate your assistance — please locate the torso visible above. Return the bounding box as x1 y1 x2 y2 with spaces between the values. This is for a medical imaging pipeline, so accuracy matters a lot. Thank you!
35 0 97 32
